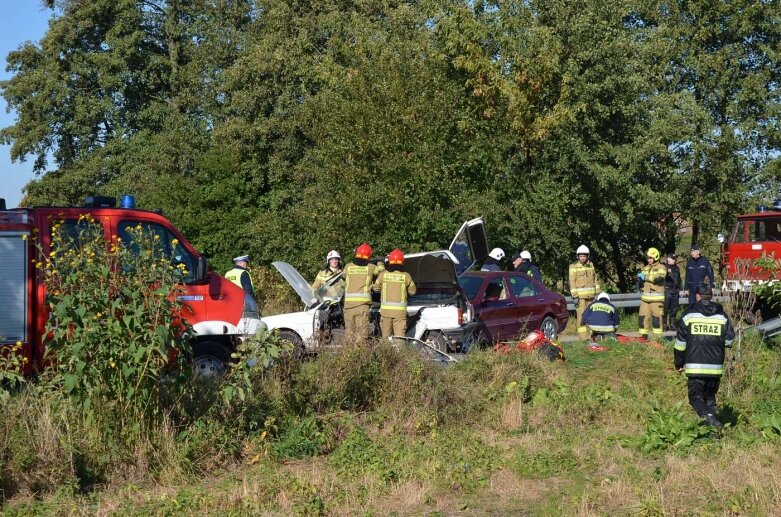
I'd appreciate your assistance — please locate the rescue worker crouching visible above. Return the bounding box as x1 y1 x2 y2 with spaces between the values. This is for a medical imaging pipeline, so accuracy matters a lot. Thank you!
582 292 620 341
638 247 666 339
225 254 259 316
674 283 735 428
343 243 381 340
569 245 600 340
372 249 416 340
311 250 345 299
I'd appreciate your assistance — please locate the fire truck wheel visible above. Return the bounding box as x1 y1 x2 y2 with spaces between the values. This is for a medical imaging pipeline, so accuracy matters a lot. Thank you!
540 316 558 341
192 341 230 378
279 330 306 360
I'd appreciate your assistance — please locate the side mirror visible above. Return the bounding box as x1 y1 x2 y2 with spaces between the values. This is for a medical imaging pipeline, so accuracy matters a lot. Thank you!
196 256 208 283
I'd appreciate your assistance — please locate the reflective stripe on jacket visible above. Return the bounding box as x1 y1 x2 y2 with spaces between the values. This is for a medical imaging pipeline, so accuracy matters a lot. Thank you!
674 301 735 377
373 270 416 316
640 262 667 302
343 262 378 308
582 300 620 333
569 261 600 299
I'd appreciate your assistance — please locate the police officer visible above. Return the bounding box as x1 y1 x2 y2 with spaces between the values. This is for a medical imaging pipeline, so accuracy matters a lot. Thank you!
581 292 620 341
372 249 416 339
311 250 345 298
664 253 682 331
513 250 542 282
225 254 258 315
569 245 600 340
342 243 381 339
675 283 735 427
638 247 667 340
683 243 715 305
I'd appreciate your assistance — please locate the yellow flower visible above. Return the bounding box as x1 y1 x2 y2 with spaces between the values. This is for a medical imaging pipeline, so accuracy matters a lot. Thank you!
21 234 28 241
171 239 179 246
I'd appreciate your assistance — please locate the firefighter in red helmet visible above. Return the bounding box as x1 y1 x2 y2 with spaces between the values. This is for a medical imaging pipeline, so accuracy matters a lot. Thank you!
343 243 381 339
372 249 416 340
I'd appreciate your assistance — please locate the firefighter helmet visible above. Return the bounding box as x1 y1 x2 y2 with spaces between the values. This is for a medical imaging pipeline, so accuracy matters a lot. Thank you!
355 243 372 260
388 249 405 265
520 250 532 260
489 248 505 261
646 247 660 261
597 292 610 302
576 245 590 255
326 250 341 261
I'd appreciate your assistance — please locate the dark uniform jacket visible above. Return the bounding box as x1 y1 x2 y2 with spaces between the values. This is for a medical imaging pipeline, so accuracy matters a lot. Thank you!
665 263 681 293
516 261 542 282
684 256 715 294
674 300 735 377
581 299 620 333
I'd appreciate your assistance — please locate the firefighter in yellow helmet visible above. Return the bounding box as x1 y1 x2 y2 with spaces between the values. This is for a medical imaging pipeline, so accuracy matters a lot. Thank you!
372 249 416 340
638 247 667 339
569 245 601 340
311 250 345 299
342 243 381 339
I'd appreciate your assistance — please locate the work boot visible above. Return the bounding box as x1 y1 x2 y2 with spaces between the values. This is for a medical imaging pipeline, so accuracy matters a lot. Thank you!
704 414 723 428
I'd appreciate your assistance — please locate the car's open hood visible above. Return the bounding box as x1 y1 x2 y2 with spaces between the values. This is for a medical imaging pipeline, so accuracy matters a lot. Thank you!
404 252 459 286
271 261 319 309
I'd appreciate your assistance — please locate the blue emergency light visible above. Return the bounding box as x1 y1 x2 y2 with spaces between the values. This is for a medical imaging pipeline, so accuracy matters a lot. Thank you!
120 194 136 209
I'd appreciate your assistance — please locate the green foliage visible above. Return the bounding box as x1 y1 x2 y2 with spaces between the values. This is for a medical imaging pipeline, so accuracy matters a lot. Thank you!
271 416 328 460
632 402 714 452
40 217 191 439
6 0 778 285
0 341 26 402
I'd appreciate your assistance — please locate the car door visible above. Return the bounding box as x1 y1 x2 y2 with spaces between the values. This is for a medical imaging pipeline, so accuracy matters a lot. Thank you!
507 274 546 335
448 217 489 277
478 276 518 341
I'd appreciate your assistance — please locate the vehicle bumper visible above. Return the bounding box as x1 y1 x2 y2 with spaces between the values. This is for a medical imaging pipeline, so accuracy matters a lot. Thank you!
440 321 478 344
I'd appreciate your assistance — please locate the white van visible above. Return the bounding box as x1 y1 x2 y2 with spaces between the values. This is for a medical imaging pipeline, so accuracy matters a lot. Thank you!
261 218 489 355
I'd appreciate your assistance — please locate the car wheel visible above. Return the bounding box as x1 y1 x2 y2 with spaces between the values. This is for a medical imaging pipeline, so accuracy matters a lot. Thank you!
192 341 230 379
425 330 449 353
540 316 558 341
279 330 306 360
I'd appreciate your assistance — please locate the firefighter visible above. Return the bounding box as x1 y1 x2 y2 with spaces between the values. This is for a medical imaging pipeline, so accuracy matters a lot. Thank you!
675 283 735 427
683 243 715 305
513 250 542 282
311 249 345 298
225 254 258 315
581 292 620 341
372 249 416 340
481 248 505 271
664 252 682 331
638 247 667 339
342 243 380 339
569 245 601 340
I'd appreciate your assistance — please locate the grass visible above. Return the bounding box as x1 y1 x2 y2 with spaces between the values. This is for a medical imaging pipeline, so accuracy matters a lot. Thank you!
3 332 780 515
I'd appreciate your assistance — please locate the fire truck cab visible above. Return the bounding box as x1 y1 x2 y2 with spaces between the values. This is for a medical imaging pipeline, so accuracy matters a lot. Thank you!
722 203 781 292
0 196 263 378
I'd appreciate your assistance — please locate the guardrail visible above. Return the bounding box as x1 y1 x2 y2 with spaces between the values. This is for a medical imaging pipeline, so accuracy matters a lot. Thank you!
565 293 727 311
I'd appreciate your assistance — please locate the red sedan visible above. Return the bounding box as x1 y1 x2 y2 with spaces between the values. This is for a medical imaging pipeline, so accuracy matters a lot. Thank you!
458 271 569 344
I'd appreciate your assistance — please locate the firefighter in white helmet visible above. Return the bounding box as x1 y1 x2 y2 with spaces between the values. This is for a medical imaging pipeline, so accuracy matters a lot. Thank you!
481 247 505 271
311 249 345 298
569 245 601 340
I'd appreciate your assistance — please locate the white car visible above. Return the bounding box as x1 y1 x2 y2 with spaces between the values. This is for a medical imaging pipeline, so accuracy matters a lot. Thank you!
261 218 489 355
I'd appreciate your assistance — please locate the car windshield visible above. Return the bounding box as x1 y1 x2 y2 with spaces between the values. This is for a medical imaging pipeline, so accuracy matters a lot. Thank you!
458 276 484 300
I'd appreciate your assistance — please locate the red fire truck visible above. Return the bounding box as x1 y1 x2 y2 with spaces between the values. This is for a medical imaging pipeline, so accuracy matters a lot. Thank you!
721 203 781 292
0 195 263 377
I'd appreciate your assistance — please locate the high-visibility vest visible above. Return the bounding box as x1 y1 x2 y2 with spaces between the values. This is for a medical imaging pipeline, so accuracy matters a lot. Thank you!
569 261 600 299
343 262 377 309
375 270 416 316
225 267 254 292
640 262 667 302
